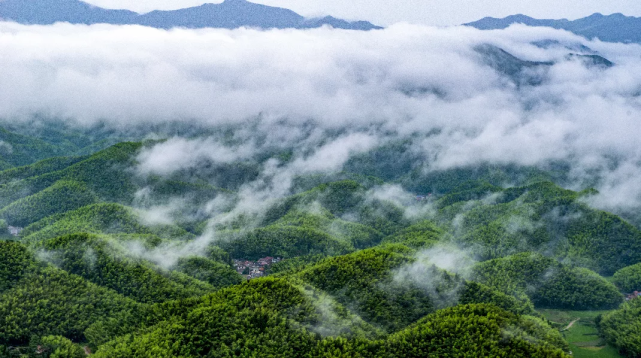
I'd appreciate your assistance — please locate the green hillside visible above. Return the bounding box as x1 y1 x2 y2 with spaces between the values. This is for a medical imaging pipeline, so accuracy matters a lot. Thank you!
37 233 215 303
218 224 355 260
91 278 569 358
0 142 143 209
0 241 36 293
0 156 87 185
381 220 445 249
600 298 641 357
0 265 141 345
175 256 244 289
2 133 641 357
435 181 641 275
473 253 623 310
612 263 641 293
21 202 193 244
0 123 129 171
0 180 99 227
0 127 72 168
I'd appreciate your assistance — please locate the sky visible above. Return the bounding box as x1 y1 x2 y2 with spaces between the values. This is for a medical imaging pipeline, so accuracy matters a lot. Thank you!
81 0 641 26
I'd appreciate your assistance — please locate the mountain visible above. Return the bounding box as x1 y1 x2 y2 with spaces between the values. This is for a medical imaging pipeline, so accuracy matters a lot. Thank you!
466 13 641 43
474 44 554 86
0 129 636 356
0 0 382 30
0 0 139 25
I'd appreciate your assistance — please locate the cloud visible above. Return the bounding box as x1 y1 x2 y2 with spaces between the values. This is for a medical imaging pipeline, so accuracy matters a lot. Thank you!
125 235 214 270
0 141 13 156
290 133 378 173
3 21 641 215
392 245 475 308
136 137 256 176
0 22 568 127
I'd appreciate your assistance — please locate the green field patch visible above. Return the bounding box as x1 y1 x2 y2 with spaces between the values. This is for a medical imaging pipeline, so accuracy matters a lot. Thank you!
539 309 623 358
574 339 605 347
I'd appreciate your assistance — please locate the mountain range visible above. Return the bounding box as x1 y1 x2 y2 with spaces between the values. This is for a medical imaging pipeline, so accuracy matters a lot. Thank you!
2 1 638 42
0 0 382 30
0 121 638 357
466 13 641 44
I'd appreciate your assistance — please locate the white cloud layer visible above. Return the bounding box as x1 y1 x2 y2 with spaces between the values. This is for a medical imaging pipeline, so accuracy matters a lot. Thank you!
137 137 256 175
3 22 641 214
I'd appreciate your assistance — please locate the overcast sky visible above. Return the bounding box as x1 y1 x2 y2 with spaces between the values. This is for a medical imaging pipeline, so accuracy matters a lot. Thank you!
81 0 641 26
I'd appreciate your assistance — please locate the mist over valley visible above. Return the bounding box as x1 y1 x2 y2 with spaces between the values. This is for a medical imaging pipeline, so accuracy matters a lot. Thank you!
1 3 641 357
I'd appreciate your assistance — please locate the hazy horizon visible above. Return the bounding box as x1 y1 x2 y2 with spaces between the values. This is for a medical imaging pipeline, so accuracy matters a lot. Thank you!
78 0 641 26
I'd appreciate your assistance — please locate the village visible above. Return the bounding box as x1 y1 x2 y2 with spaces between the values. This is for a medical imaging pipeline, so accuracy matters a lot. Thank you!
625 290 641 301
233 257 282 280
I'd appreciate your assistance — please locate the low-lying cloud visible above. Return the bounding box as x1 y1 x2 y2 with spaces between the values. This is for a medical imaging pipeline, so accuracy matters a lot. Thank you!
3 21 641 215
137 137 256 176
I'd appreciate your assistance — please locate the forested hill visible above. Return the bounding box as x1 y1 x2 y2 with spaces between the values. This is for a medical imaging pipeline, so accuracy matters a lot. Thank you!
0 125 640 357
0 0 382 30
466 13 641 43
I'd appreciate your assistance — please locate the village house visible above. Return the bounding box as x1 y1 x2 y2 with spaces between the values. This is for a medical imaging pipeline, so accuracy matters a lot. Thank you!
625 291 641 301
233 257 283 279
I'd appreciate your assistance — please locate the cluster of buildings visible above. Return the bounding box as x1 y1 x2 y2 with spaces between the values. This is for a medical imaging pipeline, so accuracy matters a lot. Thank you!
233 257 282 280
625 291 641 301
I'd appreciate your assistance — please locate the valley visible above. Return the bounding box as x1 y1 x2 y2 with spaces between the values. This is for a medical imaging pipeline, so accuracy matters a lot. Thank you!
0 122 639 356
1 8 641 356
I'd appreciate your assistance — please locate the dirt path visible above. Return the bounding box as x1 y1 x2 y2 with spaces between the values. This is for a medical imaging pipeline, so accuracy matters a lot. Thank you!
562 318 580 331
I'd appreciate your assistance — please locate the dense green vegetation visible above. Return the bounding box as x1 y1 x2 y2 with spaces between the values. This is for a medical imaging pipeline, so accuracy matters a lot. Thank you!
266 254 327 275
260 180 408 236
0 265 140 345
91 277 373 357
175 256 244 289
21 202 192 244
612 263 641 293
0 127 76 168
292 245 536 333
0 180 98 227
34 335 86 358
0 156 87 185
218 225 355 260
534 267 623 310
383 304 569 357
91 278 569 358
600 298 641 357
0 241 36 292
295 245 435 332
0 219 10 239
381 220 444 249
4 129 641 357
473 252 623 310
37 233 215 303
0 142 143 209
539 309 623 358
274 209 385 249
436 181 641 275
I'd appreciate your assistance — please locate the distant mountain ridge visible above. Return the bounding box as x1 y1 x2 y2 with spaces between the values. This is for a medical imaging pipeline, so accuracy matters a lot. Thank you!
0 0 382 30
466 13 641 43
